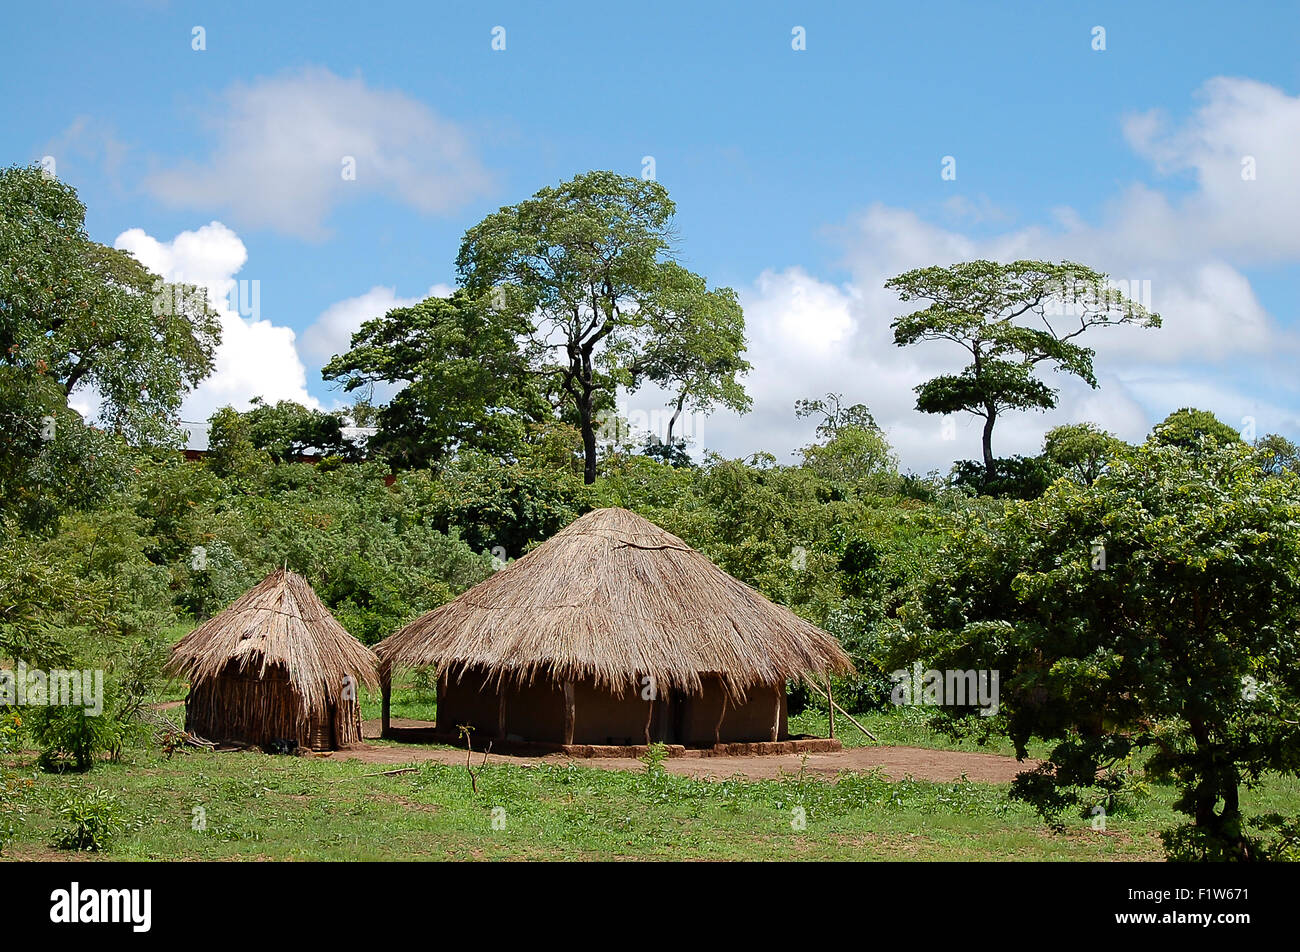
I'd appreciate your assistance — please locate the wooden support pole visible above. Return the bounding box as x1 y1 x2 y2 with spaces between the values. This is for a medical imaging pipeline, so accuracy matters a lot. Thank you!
812 677 879 742
562 680 575 745
771 684 781 742
826 677 835 739
380 663 392 739
714 693 729 746
497 687 507 740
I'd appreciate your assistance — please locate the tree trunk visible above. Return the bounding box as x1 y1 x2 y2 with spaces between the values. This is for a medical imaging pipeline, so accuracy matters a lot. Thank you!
577 348 598 484
580 400 597 485
981 407 997 478
666 391 687 446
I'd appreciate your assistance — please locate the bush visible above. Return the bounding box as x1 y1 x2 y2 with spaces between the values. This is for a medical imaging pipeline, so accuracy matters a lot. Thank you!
950 455 1056 499
52 788 124 851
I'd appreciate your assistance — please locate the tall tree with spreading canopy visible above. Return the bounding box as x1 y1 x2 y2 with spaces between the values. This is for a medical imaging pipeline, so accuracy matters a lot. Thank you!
456 171 750 483
0 164 220 526
323 290 550 468
617 261 751 447
887 260 1159 480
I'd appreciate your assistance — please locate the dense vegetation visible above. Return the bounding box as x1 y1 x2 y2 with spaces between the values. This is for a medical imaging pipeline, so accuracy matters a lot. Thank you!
2 163 1298 861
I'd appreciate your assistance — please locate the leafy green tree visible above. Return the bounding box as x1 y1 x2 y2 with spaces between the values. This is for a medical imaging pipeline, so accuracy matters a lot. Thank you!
1042 422 1126 486
456 171 749 483
395 453 591 559
1149 407 1242 450
795 393 877 439
235 398 357 462
0 165 220 443
323 290 547 468
894 439 1300 859
1255 433 1300 475
0 165 219 527
886 260 1159 478
949 455 1056 500
799 424 897 497
620 261 752 446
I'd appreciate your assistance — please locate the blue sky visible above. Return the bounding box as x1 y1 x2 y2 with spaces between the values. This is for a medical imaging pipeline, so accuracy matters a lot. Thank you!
4 1 1298 470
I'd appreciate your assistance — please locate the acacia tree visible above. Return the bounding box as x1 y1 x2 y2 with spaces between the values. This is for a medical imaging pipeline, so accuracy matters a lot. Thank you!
887 260 1159 480
456 171 750 483
892 438 1300 859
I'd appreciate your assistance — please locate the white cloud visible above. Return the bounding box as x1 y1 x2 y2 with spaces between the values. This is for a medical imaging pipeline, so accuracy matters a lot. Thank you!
113 221 320 421
144 67 492 239
695 78 1300 473
1122 77 1300 261
300 282 453 366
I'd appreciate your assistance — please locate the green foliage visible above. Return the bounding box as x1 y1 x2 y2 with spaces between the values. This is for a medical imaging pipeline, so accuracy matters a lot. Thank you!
0 165 220 530
401 452 592 558
209 398 359 465
457 170 748 483
323 290 547 469
0 164 220 445
1042 422 1126 486
950 454 1056 499
894 438 1300 858
52 788 125 851
1149 406 1242 450
887 259 1159 474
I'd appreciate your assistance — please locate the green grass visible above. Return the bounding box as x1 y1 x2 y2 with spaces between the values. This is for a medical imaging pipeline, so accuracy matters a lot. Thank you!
50 676 1287 862
6 740 1296 861
0 747 1150 860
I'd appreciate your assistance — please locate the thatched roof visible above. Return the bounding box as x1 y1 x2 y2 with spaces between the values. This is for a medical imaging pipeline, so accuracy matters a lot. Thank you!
167 568 379 712
375 507 853 699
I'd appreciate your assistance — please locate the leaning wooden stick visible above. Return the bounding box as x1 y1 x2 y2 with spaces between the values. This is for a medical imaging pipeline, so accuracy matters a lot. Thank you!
811 678 879 742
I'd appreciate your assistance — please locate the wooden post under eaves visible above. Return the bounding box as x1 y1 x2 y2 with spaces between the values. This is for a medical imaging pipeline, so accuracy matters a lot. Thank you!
771 684 781 741
498 688 508 740
714 693 729 746
563 681 576 745
826 676 835 739
380 663 392 739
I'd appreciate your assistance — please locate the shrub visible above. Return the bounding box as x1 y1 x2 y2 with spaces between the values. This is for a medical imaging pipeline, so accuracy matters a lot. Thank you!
52 788 124 851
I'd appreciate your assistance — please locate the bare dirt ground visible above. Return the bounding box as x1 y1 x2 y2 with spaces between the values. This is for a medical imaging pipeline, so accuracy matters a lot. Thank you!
336 718 1032 784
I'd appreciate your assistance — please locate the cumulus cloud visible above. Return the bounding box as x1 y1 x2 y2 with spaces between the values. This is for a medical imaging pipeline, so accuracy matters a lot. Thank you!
144 67 492 239
695 77 1300 473
1122 77 1300 261
113 221 320 422
300 282 453 366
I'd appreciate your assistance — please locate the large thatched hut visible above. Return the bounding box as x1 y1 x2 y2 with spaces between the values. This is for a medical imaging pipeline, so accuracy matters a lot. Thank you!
375 508 853 749
167 568 378 750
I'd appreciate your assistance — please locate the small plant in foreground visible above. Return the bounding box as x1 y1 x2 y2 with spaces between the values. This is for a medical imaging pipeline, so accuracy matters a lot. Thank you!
52 788 124 851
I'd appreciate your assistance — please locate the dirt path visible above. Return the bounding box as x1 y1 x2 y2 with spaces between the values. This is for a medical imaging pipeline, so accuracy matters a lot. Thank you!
337 718 1031 784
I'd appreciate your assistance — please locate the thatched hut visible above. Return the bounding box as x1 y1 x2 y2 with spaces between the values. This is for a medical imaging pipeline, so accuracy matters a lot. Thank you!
375 507 853 749
167 568 378 750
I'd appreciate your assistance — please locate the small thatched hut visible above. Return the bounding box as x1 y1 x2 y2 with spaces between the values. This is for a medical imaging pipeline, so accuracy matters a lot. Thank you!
167 568 378 750
375 508 853 748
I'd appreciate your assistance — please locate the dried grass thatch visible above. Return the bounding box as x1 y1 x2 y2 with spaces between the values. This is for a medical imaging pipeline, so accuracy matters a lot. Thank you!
376 507 853 700
167 568 378 746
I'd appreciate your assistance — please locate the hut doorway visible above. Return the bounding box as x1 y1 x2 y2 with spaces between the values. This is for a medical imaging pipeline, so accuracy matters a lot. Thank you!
648 692 686 745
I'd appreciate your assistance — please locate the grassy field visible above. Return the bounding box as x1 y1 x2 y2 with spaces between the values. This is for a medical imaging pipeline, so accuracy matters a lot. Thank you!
9 636 1287 861
5 730 1299 861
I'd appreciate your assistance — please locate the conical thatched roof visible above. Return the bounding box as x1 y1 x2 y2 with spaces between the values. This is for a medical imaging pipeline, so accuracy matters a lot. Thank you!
167 568 379 712
375 507 853 699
